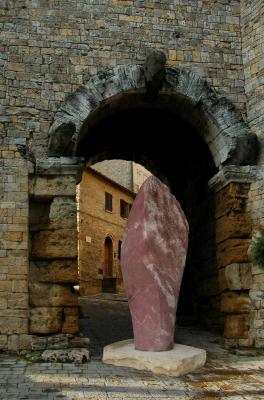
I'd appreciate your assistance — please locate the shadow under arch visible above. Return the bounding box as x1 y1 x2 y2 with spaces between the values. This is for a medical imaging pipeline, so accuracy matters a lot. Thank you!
76 102 220 331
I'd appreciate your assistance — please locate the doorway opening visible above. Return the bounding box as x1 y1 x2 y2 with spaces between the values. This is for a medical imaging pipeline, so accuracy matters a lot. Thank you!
77 101 223 353
104 236 113 278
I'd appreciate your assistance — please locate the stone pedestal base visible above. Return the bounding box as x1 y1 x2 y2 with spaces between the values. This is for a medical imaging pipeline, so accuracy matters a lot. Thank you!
103 339 206 376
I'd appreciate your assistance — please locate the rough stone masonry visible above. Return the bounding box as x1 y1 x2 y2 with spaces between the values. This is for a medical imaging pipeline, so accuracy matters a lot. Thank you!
0 0 264 351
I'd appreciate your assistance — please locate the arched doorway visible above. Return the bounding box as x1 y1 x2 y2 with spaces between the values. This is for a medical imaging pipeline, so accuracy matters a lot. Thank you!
103 236 113 277
30 59 259 348
76 105 219 330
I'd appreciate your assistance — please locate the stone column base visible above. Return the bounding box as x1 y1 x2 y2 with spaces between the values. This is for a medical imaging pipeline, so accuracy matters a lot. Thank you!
103 339 206 376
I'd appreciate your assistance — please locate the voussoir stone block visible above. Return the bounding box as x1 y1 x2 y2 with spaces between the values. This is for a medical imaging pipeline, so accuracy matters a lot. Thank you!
31 230 78 259
29 283 78 307
29 307 62 334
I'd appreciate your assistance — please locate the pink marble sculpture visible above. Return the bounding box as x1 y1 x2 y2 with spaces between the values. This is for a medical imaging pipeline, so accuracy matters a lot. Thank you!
121 176 189 351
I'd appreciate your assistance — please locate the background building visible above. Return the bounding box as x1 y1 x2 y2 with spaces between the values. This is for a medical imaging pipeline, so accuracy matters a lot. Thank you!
78 165 135 295
91 160 152 193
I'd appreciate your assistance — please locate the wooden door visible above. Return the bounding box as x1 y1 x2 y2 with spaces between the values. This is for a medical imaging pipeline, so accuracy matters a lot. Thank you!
104 236 113 277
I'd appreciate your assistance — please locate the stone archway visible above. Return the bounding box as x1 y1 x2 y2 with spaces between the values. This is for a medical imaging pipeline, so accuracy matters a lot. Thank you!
48 61 257 168
30 53 261 349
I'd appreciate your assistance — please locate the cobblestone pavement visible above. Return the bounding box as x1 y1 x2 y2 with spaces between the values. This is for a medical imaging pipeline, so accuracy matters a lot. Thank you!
1 338 264 400
1 295 264 399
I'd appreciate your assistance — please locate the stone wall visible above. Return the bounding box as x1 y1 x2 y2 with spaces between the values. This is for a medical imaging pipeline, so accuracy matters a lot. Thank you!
28 158 81 340
241 0 264 349
78 168 134 295
1 0 246 160
0 149 29 351
241 0 264 163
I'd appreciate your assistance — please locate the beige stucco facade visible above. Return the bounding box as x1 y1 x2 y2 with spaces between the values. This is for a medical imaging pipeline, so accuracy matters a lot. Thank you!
78 167 135 295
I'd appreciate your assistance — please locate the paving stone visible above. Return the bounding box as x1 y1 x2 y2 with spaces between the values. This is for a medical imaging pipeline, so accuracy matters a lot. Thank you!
0 328 263 399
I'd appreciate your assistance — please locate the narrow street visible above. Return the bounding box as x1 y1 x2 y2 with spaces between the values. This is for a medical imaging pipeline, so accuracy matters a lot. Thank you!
79 293 133 358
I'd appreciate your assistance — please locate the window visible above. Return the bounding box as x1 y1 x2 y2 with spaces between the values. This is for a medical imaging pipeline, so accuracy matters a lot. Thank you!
105 192 113 212
120 199 132 218
118 240 122 260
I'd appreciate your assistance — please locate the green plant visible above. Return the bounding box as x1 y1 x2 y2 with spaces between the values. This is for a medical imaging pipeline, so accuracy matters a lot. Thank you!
251 229 264 268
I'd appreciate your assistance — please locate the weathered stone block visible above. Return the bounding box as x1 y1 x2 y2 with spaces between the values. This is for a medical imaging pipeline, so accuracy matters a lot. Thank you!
8 335 19 352
216 212 251 244
3 231 23 242
225 263 252 290
0 335 7 348
103 340 206 376
19 334 33 350
29 307 62 334
69 336 90 348
62 307 79 335
238 336 254 348
0 317 28 334
31 230 77 259
30 260 78 284
8 293 28 309
215 183 249 218
253 319 264 329
252 274 264 291
46 333 72 349
224 314 250 339
12 280 28 293
257 309 264 319
41 348 90 363
255 339 264 348
29 175 77 198
0 281 12 292
255 329 264 339
0 309 28 318
29 283 78 307
251 264 264 275
217 240 250 268
221 292 251 313
0 293 8 310
49 197 77 229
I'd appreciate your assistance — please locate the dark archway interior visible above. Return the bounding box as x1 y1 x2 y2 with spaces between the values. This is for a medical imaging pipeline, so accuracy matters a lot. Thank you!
78 106 223 333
